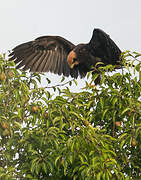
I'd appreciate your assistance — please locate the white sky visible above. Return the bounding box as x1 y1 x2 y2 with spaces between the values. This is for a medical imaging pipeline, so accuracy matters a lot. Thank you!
0 0 141 92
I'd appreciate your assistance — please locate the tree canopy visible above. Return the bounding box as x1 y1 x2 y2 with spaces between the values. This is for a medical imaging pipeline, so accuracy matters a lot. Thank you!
0 52 141 179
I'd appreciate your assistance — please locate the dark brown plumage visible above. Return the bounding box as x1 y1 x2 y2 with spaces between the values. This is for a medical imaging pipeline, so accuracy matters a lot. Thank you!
9 28 122 83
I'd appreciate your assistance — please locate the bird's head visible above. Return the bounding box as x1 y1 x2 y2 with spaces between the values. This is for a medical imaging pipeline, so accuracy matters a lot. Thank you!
67 50 79 69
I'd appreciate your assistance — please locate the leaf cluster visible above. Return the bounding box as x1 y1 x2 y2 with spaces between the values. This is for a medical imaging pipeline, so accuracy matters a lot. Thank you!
0 52 140 179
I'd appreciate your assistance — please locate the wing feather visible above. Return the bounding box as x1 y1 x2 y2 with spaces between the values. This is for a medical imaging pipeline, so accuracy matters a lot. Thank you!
89 28 121 65
49 50 57 72
42 52 50 72
58 48 63 75
9 36 76 77
24 51 42 71
16 51 38 69
56 50 62 75
44 51 54 72
30 51 44 72
53 51 59 74
35 51 48 72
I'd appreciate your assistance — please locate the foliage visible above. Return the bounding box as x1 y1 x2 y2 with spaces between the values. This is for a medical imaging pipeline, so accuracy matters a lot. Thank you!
0 52 141 180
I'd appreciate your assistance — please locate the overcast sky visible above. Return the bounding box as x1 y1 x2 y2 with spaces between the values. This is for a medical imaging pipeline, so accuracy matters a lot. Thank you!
0 0 141 91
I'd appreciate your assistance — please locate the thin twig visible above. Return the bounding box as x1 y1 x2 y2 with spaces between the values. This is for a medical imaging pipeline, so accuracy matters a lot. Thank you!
43 79 75 89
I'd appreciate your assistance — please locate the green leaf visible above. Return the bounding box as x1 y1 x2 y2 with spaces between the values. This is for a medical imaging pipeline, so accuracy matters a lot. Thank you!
119 133 128 141
69 81 72 86
42 162 48 174
55 156 61 166
14 121 21 129
31 158 39 174
35 163 41 175
102 109 108 120
17 108 23 119
135 64 140 72
69 111 81 119
61 76 65 82
120 139 126 149
73 79 78 86
97 171 103 180
121 108 131 115
112 97 118 106
46 77 51 84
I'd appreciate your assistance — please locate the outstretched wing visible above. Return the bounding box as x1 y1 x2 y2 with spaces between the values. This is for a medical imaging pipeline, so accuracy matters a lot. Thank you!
9 36 79 78
89 28 121 65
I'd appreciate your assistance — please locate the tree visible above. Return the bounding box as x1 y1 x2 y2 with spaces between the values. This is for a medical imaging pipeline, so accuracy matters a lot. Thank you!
0 52 140 179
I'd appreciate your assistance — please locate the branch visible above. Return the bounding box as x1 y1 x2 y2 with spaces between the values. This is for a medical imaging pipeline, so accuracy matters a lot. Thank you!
43 79 75 89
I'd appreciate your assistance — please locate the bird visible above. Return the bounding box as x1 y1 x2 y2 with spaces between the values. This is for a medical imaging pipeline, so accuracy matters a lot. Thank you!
9 28 122 84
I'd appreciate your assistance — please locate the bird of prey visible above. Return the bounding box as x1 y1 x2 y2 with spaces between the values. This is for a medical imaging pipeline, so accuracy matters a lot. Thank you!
9 28 121 84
